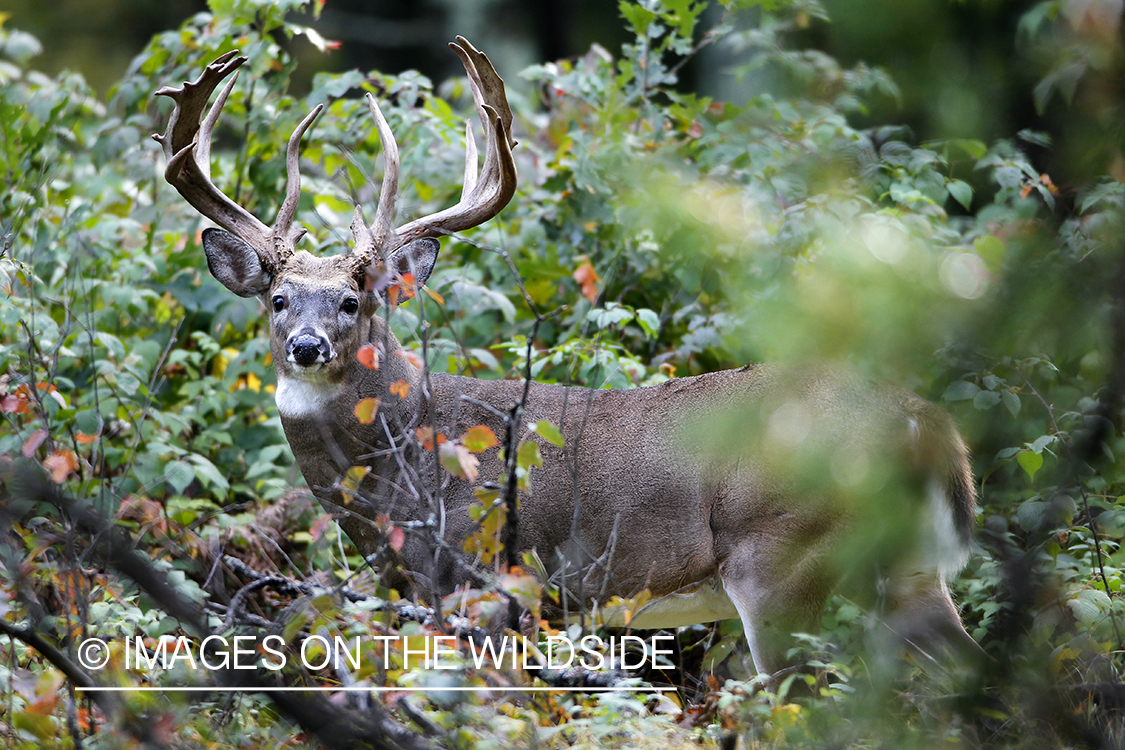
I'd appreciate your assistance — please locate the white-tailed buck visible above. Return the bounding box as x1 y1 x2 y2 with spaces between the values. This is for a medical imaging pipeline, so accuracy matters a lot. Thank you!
155 40 979 678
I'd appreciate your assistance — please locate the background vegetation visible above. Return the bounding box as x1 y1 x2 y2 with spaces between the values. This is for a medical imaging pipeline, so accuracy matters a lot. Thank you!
1 0 1124 747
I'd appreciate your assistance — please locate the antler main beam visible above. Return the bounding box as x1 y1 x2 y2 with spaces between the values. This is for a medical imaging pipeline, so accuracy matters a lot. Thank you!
153 51 323 269
356 36 517 269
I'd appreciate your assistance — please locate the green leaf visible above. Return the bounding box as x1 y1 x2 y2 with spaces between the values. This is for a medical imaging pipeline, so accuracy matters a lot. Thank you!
1068 589 1111 625
973 390 1001 410
517 440 543 470
635 308 661 338
1017 450 1043 481
947 179 973 209
529 419 564 448
1002 390 1021 416
944 380 980 401
973 234 1006 272
164 460 194 495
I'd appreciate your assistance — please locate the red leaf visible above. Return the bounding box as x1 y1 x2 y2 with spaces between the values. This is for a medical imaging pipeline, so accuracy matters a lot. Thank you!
22 428 48 457
388 526 405 551
310 514 333 541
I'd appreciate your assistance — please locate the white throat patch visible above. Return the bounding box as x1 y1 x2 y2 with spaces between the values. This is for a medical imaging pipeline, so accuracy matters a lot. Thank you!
275 374 343 419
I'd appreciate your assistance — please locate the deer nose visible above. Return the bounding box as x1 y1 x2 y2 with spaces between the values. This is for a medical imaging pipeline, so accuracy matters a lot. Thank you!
287 331 333 367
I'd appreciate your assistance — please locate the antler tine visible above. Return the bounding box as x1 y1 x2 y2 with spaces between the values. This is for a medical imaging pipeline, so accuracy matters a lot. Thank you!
462 118 479 200
350 94 400 269
154 52 272 259
273 103 325 254
450 36 516 150
154 51 320 269
366 93 401 258
390 38 517 247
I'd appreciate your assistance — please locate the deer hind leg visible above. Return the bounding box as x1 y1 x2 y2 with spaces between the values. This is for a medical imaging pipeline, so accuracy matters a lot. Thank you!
873 570 982 669
718 540 832 679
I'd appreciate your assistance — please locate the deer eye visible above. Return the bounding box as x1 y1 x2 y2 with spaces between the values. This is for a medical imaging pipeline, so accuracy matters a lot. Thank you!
272 295 286 313
340 297 359 315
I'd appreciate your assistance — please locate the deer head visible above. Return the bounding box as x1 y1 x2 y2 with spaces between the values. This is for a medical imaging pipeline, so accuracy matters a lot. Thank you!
153 40 516 418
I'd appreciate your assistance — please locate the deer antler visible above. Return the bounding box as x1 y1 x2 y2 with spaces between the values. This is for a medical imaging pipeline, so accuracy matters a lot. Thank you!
354 37 517 270
153 51 323 270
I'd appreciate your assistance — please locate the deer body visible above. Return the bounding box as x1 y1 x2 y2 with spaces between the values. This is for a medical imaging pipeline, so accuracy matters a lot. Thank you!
157 44 979 678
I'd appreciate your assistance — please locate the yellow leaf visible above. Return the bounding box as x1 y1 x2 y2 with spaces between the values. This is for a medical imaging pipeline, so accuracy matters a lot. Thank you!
390 380 410 399
462 425 499 453
339 465 370 503
354 397 381 424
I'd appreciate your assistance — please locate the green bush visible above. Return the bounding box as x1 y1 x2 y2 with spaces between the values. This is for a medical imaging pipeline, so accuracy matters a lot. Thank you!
2 0 1125 747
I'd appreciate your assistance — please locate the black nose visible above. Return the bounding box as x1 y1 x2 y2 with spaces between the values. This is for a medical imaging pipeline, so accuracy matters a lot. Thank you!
288 333 330 366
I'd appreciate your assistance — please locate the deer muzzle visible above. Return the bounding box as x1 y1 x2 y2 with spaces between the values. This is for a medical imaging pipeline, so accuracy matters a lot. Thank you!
286 329 335 368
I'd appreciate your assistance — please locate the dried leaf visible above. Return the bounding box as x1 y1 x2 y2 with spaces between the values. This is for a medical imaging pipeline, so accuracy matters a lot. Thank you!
389 380 411 399
357 344 380 370
440 441 479 482
573 257 600 303
43 450 78 483
354 397 381 425
75 432 99 445
462 425 499 453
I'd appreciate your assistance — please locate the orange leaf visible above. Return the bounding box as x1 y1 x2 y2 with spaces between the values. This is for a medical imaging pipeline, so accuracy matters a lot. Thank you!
390 380 410 399
354 397 381 424
573 258 600 303
43 450 78 483
389 272 417 305
423 286 445 304
396 349 424 368
415 426 447 451
76 431 100 445
357 344 380 370
461 425 499 453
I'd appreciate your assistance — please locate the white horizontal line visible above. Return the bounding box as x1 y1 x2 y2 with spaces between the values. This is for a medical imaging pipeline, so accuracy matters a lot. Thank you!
76 686 674 693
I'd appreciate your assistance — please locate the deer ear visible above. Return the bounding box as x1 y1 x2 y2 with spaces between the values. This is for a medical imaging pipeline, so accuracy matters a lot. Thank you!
386 238 439 291
202 228 272 297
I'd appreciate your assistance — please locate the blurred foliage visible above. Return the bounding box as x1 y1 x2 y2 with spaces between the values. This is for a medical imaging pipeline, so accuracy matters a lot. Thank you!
1 0 1125 747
